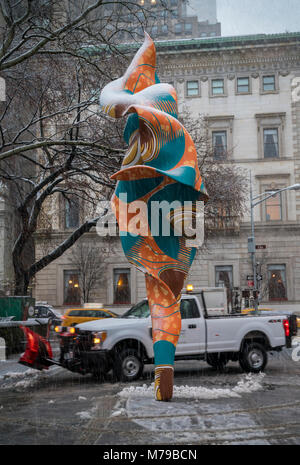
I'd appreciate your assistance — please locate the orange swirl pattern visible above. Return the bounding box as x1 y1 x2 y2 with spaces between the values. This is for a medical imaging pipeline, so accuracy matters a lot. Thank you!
99 32 208 400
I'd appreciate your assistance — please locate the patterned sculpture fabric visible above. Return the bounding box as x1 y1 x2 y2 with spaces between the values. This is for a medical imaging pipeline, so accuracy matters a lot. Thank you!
100 33 208 400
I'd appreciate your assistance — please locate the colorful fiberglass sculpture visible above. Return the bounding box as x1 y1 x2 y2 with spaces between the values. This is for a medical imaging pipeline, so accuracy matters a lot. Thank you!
100 33 208 401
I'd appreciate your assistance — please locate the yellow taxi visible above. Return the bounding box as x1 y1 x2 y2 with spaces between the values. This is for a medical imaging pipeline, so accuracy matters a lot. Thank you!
55 307 118 332
295 313 300 329
241 308 273 314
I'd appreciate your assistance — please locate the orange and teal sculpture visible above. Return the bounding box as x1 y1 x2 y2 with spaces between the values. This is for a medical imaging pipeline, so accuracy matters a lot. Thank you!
100 33 208 401
17 33 208 397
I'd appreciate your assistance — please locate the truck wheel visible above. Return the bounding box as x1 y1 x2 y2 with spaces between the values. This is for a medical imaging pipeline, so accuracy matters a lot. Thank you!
206 353 228 371
239 342 267 373
113 348 144 382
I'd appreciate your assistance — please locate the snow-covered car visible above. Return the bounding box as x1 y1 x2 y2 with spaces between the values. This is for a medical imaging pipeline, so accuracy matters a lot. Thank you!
34 304 62 327
57 288 298 381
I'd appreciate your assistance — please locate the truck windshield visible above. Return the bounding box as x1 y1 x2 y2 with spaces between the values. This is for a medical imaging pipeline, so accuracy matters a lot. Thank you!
122 300 150 319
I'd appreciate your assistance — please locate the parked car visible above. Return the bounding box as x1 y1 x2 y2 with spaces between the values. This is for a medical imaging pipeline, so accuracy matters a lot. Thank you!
58 307 118 330
34 304 62 327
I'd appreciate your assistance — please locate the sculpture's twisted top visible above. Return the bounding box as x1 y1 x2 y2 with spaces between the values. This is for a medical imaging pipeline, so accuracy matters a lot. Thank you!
100 32 208 200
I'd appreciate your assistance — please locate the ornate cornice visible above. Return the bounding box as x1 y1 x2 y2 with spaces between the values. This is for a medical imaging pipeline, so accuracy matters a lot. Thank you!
158 44 300 77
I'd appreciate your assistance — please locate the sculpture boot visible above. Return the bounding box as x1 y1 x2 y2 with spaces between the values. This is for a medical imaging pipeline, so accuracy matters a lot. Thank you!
154 365 174 401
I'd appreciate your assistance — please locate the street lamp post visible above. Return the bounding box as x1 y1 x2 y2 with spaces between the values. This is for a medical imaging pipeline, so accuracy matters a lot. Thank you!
248 171 300 312
249 171 258 311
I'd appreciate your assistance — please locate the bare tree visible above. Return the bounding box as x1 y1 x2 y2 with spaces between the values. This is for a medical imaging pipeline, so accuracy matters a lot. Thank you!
179 109 248 238
0 1 247 297
69 240 106 303
0 0 166 295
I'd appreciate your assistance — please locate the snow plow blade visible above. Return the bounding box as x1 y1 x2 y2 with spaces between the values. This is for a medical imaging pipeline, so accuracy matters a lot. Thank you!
18 326 58 370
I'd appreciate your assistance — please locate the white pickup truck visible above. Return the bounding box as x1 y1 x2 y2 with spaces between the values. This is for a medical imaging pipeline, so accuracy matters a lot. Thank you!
58 288 297 381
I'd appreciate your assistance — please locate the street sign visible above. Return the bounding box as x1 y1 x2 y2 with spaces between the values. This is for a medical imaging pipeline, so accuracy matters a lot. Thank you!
256 274 263 281
248 237 255 253
247 275 254 287
256 245 267 250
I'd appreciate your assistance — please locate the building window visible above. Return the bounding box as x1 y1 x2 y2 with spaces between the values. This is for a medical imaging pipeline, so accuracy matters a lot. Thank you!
185 23 192 34
264 128 279 158
116 31 125 40
215 265 233 288
65 196 79 229
256 113 285 159
186 80 199 97
64 270 80 305
170 0 178 5
258 176 289 222
237 77 250 93
160 9 167 20
215 265 233 309
268 265 287 301
113 268 131 304
161 24 168 35
212 131 227 159
151 25 158 36
263 75 276 92
265 190 282 221
136 26 144 37
175 23 182 34
212 79 224 96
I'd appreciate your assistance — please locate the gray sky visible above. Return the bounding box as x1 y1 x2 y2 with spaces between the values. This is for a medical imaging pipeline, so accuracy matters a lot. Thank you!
217 0 300 36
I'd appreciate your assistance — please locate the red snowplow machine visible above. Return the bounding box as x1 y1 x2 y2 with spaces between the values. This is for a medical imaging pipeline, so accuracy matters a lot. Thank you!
18 325 86 374
19 326 59 370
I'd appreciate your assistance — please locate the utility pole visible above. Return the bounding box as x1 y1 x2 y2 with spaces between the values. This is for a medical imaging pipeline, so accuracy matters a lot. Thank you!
248 171 258 312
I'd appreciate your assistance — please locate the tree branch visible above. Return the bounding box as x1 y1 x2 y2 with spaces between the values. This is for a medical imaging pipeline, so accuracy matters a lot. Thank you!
29 213 106 277
0 139 124 162
0 0 106 71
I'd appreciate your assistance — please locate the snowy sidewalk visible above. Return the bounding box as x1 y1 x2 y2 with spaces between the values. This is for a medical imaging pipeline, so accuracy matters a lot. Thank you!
0 335 61 390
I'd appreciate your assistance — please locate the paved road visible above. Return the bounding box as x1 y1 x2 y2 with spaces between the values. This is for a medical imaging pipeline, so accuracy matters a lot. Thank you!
0 338 300 445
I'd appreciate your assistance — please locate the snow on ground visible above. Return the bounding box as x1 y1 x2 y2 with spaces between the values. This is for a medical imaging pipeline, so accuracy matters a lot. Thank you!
0 368 42 390
75 406 97 421
0 363 60 390
115 373 269 445
118 373 265 401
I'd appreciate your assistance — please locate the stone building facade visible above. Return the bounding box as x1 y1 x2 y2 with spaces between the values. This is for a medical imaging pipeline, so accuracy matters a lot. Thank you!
33 32 300 312
108 0 221 42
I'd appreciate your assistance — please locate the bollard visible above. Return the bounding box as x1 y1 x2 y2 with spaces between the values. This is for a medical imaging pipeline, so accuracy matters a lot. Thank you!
0 337 6 361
